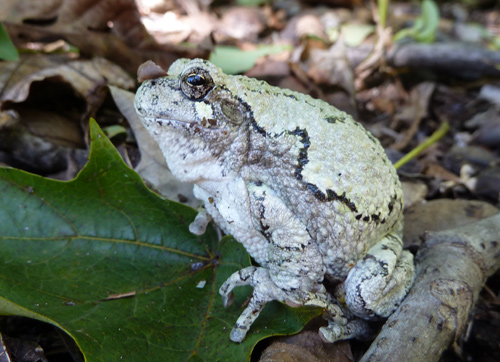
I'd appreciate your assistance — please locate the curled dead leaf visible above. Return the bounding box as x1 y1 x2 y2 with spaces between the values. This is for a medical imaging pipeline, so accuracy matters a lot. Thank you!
137 60 167 83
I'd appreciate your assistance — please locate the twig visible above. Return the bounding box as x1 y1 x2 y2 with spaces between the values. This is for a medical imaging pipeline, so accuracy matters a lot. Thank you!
346 42 500 80
360 212 500 362
355 0 392 88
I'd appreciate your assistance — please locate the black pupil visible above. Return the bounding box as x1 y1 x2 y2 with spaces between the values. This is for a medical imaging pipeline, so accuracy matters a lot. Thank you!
187 74 205 86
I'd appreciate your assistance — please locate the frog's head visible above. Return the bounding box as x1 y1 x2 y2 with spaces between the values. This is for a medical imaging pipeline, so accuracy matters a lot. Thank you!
134 59 251 182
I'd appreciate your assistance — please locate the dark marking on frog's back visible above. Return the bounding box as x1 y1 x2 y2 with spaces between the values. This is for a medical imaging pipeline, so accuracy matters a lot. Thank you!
249 110 266 136
288 126 358 213
388 199 395 214
324 115 348 124
366 131 380 145
307 184 358 213
288 127 310 180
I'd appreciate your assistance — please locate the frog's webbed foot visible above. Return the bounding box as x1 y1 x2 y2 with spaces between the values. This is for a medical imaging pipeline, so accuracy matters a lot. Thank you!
220 266 369 343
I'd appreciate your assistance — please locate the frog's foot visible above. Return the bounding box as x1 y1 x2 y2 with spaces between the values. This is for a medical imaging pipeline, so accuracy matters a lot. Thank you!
302 294 374 343
343 233 415 319
319 317 372 343
220 266 289 342
220 266 359 343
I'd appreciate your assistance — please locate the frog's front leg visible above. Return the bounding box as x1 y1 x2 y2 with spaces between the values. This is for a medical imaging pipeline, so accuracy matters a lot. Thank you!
220 265 359 342
341 223 415 320
220 182 358 342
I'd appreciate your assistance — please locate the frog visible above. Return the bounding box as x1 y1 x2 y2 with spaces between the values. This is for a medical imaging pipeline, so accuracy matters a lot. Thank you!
134 58 415 343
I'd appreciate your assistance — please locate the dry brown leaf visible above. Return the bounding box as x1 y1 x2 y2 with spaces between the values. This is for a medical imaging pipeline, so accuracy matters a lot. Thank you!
401 181 428 211
362 82 407 115
391 82 435 150
137 60 167 83
0 55 134 106
2 0 206 74
0 110 74 175
307 40 355 98
403 199 499 248
215 6 267 43
108 86 197 206
423 162 461 183
0 54 135 176
260 331 353 362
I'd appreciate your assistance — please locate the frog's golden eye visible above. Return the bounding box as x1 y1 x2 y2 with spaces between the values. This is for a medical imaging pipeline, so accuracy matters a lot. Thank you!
180 68 214 101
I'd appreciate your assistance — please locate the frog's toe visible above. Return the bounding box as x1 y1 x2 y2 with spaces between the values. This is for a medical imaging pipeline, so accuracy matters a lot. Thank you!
229 325 248 343
221 267 281 342
319 318 372 343
219 266 258 300
221 290 234 308
227 291 270 342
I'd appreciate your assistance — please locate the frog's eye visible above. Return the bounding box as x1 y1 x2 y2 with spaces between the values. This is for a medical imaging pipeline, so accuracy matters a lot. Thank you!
186 74 205 86
180 68 214 101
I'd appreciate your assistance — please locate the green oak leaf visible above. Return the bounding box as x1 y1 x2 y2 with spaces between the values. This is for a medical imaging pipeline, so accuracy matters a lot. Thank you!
0 119 320 361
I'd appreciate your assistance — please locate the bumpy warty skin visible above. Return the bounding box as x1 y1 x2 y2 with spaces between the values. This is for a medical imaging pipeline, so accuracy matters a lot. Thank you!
134 58 414 343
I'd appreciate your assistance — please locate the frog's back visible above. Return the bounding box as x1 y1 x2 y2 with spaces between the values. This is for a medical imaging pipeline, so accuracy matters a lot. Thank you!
236 82 403 278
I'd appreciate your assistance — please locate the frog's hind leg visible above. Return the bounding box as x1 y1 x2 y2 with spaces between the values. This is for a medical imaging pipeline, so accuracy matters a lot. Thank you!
341 227 415 319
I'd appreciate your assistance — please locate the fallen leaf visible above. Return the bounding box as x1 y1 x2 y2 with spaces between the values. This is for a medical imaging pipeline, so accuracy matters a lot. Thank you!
109 86 196 206
0 119 321 361
2 0 206 74
403 199 499 248
341 23 375 47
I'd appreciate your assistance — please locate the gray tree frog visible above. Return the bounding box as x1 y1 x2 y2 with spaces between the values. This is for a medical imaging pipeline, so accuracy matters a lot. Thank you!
134 58 415 343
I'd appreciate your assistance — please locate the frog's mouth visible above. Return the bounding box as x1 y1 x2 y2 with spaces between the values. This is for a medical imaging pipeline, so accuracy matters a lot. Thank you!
141 116 225 134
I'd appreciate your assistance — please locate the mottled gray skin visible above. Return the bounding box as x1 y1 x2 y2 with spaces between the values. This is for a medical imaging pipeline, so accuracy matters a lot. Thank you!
134 58 415 343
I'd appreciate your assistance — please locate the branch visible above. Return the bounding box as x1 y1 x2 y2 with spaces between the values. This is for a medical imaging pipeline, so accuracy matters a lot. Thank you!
360 212 500 362
346 42 500 80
